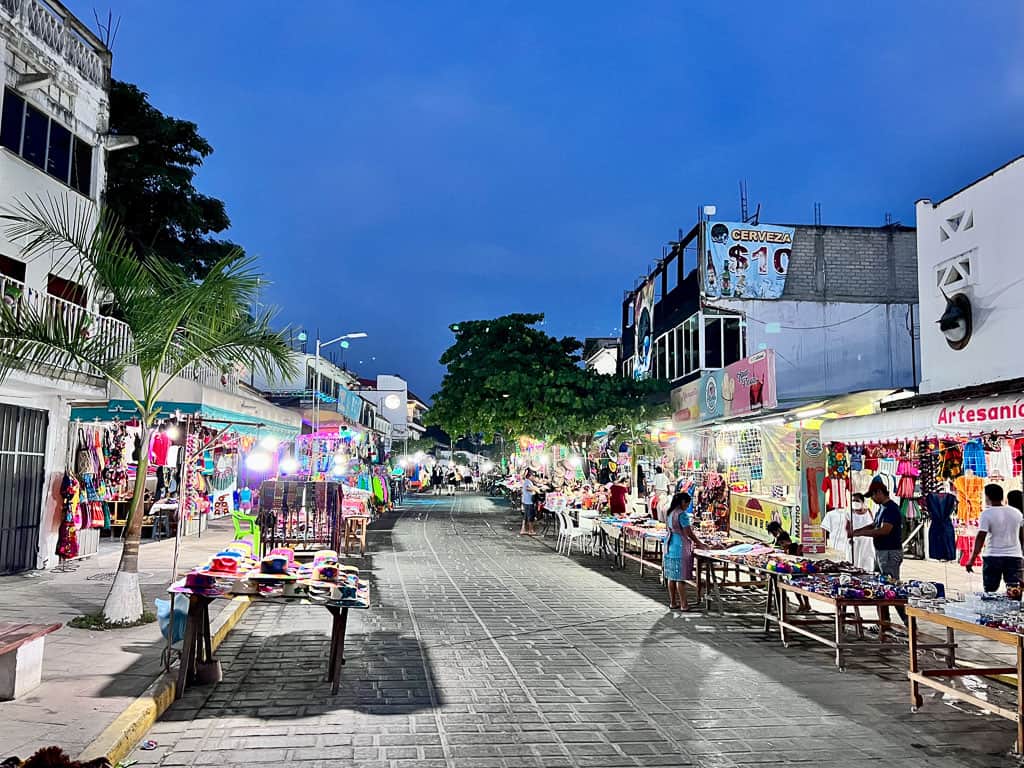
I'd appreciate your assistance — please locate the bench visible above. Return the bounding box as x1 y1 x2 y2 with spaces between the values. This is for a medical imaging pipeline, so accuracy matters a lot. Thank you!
0 622 61 700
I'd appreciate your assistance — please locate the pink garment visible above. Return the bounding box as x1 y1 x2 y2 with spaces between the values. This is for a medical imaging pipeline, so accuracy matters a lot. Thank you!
150 432 170 466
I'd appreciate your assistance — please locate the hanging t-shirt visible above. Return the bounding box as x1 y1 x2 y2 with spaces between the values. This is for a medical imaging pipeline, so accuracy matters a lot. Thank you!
150 432 170 466
820 509 851 560
852 511 876 571
821 476 850 510
988 442 1015 480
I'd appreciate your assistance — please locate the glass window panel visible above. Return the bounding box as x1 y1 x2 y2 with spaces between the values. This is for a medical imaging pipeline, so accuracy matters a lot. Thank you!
667 328 677 379
0 89 24 153
724 318 743 366
22 104 47 169
674 327 683 377
46 121 71 182
71 137 92 196
705 317 722 369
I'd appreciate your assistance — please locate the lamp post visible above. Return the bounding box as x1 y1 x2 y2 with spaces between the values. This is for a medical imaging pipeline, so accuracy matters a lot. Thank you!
313 332 367 433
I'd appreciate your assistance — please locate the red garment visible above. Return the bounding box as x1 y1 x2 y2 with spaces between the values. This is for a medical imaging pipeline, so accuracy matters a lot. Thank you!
150 432 170 466
609 484 628 515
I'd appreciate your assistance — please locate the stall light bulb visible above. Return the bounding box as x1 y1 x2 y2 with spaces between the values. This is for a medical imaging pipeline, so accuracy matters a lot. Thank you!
720 445 736 462
165 424 180 440
246 451 271 472
332 463 346 476
414 451 425 461
540 455 550 466
570 456 583 468
677 437 694 453
280 457 299 474
260 436 279 451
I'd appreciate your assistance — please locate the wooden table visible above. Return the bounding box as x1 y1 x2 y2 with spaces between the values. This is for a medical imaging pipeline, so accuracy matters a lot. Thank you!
693 551 769 613
907 606 1022 751
173 585 369 700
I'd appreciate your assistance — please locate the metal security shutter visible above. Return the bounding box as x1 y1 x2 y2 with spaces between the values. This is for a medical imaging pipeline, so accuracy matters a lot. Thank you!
0 404 48 575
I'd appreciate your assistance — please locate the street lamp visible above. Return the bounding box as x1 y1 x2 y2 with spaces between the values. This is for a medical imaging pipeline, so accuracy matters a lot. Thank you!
313 332 367 432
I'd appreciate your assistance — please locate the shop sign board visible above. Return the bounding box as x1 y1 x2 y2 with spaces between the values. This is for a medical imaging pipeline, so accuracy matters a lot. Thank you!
671 379 701 427
699 350 777 422
729 491 794 544
703 222 794 300
633 278 655 380
797 428 827 554
341 390 363 423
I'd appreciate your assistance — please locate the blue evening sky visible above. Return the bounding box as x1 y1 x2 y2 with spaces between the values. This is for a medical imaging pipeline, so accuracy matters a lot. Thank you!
66 1 1024 398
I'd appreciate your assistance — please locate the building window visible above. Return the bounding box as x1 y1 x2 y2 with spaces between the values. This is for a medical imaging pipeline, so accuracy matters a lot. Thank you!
702 315 746 370
681 314 700 375
0 254 26 283
0 88 93 195
667 329 677 379
622 357 633 377
674 326 683 378
666 255 678 293
47 274 87 307
654 335 665 379
705 317 722 369
724 317 744 366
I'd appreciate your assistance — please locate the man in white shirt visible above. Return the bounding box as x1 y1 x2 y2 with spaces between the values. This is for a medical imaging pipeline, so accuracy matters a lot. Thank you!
967 484 1024 592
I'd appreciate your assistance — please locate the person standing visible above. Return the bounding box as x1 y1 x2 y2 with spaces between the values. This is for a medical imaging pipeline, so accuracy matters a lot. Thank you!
609 475 630 516
431 464 443 496
663 492 706 610
851 479 905 625
651 466 671 523
966 484 1024 591
520 470 539 536
850 494 877 572
636 466 648 497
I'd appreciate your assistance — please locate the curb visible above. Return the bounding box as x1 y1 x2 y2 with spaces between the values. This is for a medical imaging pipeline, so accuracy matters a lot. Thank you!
77 595 252 766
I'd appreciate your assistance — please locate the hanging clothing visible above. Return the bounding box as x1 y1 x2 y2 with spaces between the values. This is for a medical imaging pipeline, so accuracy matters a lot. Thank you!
953 474 984 525
851 510 876 571
150 431 171 466
987 441 1014 480
820 509 851 561
962 439 987 477
821 476 850 510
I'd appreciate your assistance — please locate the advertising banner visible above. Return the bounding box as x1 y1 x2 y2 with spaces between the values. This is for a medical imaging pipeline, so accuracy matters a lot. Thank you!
703 222 794 300
633 279 655 380
670 379 701 427
729 491 795 544
797 428 827 554
699 350 778 422
342 390 363 423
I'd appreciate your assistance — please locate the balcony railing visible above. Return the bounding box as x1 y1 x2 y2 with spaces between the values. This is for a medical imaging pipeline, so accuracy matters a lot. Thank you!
0 0 110 88
0 275 236 392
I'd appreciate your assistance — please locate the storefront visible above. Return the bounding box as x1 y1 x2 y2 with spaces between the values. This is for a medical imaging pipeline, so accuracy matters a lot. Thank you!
821 390 1024 563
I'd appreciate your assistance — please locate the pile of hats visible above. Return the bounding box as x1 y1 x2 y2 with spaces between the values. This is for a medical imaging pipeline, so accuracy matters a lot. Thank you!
171 544 365 603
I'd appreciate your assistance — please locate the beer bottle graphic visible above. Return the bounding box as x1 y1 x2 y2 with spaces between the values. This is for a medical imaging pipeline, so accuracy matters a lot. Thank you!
705 249 718 295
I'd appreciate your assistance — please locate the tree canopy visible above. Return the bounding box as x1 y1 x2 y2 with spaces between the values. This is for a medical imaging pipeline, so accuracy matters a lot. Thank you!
104 80 244 278
428 313 668 446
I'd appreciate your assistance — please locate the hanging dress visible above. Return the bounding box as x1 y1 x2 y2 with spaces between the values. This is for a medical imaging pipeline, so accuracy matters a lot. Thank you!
925 492 957 561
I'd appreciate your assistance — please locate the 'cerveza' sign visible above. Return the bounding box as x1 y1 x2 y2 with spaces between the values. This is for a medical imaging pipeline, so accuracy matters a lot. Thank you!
703 222 794 300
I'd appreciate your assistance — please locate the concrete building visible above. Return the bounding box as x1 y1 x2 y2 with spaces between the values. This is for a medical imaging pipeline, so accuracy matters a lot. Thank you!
582 337 619 375
356 375 427 444
619 216 920 425
0 1 114 574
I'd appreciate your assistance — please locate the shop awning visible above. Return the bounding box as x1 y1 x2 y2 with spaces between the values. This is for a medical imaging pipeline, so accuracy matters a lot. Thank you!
821 391 1024 443
70 397 301 440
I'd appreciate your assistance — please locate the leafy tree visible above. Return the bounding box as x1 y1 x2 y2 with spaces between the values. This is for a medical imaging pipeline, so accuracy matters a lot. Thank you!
105 80 242 278
428 313 667 455
0 197 296 623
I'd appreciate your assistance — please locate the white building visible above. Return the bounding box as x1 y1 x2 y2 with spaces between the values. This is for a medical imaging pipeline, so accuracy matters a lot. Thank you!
583 337 619 376
0 1 113 574
357 374 427 443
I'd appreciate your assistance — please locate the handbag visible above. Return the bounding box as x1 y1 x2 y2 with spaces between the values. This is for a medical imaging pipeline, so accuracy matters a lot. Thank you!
75 429 93 477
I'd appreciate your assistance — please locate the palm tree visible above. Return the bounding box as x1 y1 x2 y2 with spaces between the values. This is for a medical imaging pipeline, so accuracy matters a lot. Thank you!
0 196 297 623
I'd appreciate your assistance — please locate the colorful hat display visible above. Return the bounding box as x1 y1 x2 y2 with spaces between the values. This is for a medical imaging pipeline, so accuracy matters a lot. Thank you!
224 541 254 559
248 554 297 581
313 550 339 567
268 547 296 564
170 571 229 597
203 555 243 578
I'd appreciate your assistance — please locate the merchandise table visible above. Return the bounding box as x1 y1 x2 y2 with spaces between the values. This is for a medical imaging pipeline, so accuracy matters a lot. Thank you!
906 606 1022 752
693 551 770 613
171 583 370 700
598 519 665 578
775 581 913 670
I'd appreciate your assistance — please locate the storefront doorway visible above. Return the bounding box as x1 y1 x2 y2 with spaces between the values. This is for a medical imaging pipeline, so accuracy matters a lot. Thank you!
0 404 48 575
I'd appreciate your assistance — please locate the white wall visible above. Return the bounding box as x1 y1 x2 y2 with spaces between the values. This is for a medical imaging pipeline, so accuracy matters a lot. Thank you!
916 157 1024 394
0 18 109 297
719 299 919 404
586 347 618 376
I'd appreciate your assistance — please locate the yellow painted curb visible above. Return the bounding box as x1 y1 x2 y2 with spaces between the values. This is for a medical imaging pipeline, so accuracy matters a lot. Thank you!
77 596 252 766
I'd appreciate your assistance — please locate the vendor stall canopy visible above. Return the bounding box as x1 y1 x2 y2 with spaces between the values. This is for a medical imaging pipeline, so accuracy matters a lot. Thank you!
69 400 301 441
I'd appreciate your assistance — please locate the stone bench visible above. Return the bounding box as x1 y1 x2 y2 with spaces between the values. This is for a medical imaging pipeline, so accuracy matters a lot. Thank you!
0 622 61 700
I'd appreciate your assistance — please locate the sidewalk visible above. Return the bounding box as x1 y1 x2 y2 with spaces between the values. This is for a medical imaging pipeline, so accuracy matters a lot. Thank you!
0 519 237 759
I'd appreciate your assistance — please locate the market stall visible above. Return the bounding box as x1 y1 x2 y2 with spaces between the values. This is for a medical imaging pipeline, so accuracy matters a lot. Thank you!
168 545 369 698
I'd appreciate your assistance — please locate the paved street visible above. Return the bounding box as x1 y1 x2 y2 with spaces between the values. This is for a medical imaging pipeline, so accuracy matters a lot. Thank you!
135 495 1017 768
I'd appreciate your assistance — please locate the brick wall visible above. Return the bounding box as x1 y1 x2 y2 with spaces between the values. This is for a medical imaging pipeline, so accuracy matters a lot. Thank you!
781 225 918 304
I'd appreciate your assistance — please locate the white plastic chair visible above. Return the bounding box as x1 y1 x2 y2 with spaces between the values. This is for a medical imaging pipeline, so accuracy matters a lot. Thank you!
555 510 572 553
562 511 593 556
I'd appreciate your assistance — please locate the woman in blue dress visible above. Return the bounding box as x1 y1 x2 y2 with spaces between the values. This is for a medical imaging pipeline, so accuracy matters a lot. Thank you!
663 492 707 610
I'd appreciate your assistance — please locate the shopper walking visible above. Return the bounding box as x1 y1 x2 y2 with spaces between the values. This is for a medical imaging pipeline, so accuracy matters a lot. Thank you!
520 469 539 536
431 464 443 495
966 484 1024 591
663 492 706 610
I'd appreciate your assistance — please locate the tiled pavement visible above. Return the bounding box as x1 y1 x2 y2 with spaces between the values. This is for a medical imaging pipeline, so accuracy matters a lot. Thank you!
133 495 1019 768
